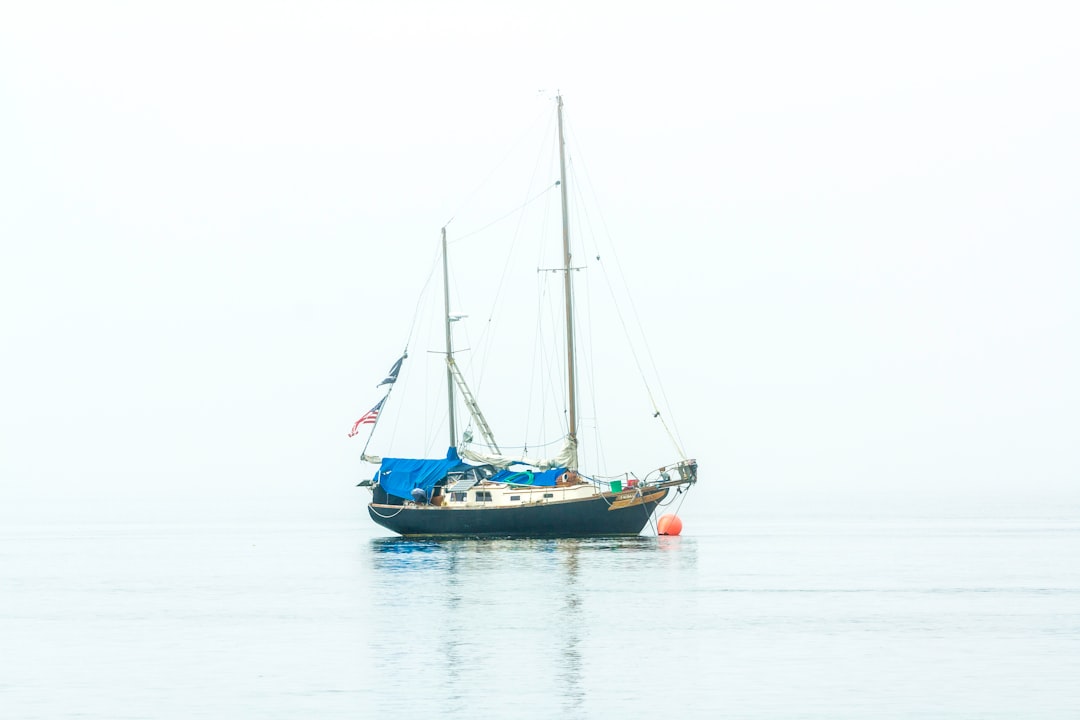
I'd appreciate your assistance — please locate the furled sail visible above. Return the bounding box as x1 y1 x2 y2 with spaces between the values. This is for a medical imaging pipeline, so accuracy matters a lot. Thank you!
458 435 577 470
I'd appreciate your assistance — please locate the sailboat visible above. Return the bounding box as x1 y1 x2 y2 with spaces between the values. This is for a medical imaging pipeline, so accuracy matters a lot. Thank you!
355 95 697 537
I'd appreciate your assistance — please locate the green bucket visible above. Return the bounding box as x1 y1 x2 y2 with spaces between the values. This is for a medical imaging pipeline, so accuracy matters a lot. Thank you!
610 480 623 493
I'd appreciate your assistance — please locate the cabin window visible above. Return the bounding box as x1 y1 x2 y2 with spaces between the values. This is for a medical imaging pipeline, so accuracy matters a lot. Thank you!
451 492 467 502
543 493 554 498
510 495 521 501
475 491 492 502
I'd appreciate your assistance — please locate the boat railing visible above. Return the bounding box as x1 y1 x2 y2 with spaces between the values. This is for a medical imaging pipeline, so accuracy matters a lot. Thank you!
585 459 697 493
586 472 632 492
642 458 698 486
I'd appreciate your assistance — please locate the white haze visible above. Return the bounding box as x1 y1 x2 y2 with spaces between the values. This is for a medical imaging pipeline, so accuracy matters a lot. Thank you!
1 2 1077 524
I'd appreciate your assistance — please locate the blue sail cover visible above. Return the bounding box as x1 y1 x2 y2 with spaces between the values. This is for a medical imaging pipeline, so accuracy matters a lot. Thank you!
489 467 566 487
376 447 470 501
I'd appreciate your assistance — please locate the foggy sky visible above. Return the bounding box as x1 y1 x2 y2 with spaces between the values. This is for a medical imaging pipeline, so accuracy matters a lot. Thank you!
2 2 1077 524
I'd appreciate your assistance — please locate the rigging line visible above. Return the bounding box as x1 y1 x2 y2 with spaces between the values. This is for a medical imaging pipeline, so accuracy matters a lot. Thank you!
449 182 559 244
563 150 591 468
534 252 562 450
655 487 681 508
424 277 452 453
546 116 572 440
584 213 687 458
544 267 569 437
381 341 410 460
405 246 444 352
466 112 557 396
647 507 659 536
491 435 569 451
455 112 557 410
371 243 438 462
582 253 608 474
447 246 476 405
631 487 659 536
443 104 551 227
673 485 692 515
565 121 684 452
425 405 452 457
534 273 551 449
523 269 546 443
535 269 563 448
424 292 452 455
359 382 397 461
563 150 606 472
565 122 687 457
530 175 559 449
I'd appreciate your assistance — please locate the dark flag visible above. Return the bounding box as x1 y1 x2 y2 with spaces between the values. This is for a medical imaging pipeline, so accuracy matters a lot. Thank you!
377 353 407 387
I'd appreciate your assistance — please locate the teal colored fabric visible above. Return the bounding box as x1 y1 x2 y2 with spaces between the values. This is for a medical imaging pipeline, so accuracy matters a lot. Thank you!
489 467 565 486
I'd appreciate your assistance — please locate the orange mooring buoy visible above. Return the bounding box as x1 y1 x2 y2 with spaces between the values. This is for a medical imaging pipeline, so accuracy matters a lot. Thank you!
657 514 683 536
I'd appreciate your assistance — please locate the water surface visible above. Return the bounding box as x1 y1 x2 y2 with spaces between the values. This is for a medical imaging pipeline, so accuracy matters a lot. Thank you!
2 506 1078 718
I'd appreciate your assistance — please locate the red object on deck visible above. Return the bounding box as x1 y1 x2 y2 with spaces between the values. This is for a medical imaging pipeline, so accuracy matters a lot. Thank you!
657 514 683 536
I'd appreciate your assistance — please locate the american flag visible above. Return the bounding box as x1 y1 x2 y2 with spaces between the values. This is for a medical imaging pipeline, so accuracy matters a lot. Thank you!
348 397 385 437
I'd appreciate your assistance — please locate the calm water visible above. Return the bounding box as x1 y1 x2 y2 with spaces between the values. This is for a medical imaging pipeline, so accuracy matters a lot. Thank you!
2 503 1079 718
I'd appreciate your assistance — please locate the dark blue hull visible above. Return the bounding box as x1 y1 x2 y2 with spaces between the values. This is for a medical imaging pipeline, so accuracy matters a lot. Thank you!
368 490 669 538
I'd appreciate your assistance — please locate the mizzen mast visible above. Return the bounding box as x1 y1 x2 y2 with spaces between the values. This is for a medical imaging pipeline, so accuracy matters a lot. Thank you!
442 226 458 447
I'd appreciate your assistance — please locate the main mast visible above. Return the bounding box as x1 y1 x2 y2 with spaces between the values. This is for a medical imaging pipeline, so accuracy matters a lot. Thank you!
442 226 457 447
556 94 578 452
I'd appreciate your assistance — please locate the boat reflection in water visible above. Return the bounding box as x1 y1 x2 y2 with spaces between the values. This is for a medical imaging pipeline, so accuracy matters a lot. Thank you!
364 535 697 717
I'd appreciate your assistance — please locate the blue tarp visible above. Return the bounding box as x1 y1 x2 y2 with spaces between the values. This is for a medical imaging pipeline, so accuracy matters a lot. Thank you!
489 467 566 487
376 447 470 501
375 448 568 500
